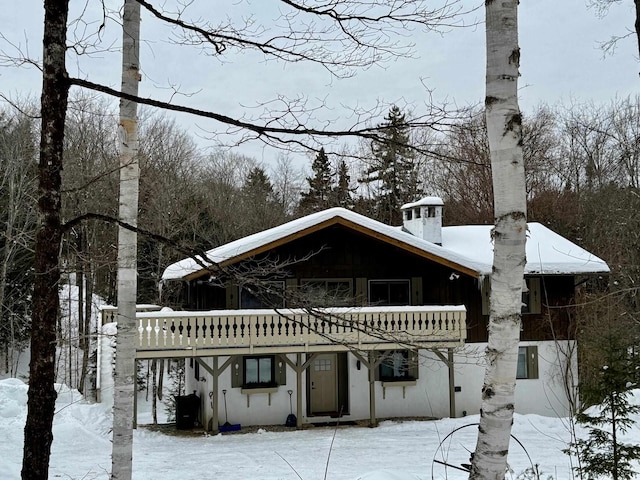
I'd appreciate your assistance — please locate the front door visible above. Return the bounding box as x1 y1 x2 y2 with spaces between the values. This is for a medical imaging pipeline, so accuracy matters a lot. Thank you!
309 353 338 414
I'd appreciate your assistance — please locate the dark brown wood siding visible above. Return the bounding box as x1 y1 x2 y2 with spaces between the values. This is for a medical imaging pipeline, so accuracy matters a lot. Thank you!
168 225 578 342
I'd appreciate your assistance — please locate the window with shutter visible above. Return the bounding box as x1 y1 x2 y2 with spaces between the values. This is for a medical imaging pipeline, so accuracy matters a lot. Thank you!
516 346 539 379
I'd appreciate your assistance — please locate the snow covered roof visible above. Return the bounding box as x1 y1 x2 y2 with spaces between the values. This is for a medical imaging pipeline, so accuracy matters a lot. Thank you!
442 224 610 276
162 207 609 281
401 196 444 209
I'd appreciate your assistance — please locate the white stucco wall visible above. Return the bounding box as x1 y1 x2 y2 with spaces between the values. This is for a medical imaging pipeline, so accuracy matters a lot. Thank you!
97 337 577 427
190 355 298 428
182 340 577 429
452 341 577 418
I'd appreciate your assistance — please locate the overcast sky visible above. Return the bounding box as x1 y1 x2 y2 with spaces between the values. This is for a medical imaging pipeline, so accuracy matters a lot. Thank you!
1 1 638 165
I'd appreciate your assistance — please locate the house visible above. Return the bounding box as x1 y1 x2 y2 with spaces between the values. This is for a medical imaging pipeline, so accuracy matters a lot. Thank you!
99 197 609 431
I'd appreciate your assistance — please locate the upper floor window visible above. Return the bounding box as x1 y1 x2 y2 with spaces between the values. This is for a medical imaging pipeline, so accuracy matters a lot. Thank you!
481 277 542 315
239 281 285 309
369 279 410 306
521 278 541 314
301 279 353 307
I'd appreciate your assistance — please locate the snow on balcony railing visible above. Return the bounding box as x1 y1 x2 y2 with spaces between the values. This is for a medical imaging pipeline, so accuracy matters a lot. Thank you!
99 304 162 326
100 305 467 354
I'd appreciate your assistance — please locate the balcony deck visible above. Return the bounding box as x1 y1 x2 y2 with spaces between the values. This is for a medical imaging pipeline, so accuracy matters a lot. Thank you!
100 305 467 358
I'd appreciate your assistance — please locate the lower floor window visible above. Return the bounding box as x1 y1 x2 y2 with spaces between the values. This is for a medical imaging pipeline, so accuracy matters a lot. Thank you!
379 350 414 381
517 346 539 379
244 356 275 388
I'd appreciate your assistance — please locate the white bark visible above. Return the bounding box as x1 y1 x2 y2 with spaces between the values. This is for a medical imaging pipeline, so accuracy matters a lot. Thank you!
111 2 140 479
470 1 526 479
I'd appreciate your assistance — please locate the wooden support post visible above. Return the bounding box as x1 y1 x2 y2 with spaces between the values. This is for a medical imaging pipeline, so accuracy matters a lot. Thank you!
368 351 377 427
448 348 456 419
280 353 318 429
211 356 219 433
133 360 137 430
196 356 232 434
296 353 303 429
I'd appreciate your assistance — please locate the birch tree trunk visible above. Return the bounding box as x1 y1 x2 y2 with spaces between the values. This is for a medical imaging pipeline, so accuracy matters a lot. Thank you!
469 1 526 478
21 1 70 478
111 2 140 479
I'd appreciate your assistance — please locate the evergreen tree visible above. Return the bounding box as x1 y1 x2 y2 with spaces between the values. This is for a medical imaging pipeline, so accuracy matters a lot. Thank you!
332 160 355 209
567 314 640 480
244 166 276 203
359 105 421 224
299 147 333 214
241 166 285 233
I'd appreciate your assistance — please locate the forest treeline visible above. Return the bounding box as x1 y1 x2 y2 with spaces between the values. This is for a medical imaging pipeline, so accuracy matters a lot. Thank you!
1 94 639 381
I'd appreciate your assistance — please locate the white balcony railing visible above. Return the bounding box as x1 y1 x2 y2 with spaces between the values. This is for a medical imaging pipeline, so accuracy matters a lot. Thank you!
101 305 466 357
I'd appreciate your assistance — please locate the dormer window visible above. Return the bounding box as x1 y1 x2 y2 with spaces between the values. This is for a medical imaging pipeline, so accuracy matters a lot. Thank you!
414 208 421 219
405 210 412 221
427 206 436 218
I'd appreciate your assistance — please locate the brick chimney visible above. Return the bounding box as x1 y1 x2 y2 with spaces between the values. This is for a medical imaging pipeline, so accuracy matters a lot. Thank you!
401 197 443 245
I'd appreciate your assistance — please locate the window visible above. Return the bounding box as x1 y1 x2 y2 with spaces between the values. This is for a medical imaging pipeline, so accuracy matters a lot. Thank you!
231 355 286 389
377 350 418 382
521 278 541 314
405 210 413 221
414 208 421 219
239 281 285 309
481 277 541 315
314 357 332 371
517 346 539 379
301 279 352 306
244 356 276 388
369 279 410 306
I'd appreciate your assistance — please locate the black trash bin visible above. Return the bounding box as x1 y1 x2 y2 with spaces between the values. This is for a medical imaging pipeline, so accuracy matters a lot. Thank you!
175 393 200 430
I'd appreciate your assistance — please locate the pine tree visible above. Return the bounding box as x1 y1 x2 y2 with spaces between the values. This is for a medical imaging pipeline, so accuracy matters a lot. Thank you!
359 105 421 224
244 166 276 204
241 166 285 233
329 160 354 209
568 323 640 480
299 147 334 214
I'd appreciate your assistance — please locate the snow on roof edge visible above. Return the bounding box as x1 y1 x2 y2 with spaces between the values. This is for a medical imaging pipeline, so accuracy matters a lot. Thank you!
161 207 485 280
161 209 610 281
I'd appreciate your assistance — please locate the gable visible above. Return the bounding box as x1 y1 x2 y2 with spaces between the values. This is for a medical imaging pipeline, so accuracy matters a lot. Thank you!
162 208 609 283
163 210 484 282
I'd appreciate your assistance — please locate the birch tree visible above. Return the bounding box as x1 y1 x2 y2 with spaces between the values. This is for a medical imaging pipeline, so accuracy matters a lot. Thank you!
111 1 141 479
17 1 472 477
469 1 526 478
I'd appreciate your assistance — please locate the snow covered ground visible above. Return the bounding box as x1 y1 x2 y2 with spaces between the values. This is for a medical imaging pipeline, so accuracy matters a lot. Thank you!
3 377 639 480
3 285 638 479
